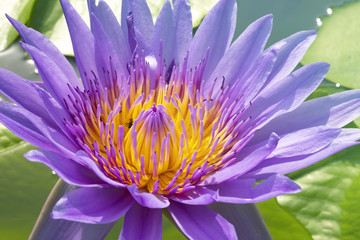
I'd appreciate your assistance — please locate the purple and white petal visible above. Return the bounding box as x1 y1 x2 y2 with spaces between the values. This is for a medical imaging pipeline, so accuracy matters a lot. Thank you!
7 15 81 89
208 14 273 96
243 62 330 128
25 150 106 187
127 185 170 209
88 0 131 71
168 201 237 240
75 151 128 189
209 203 272 239
52 187 134 224
200 133 279 186
173 0 192 62
60 0 97 90
269 126 341 158
247 128 360 179
209 174 300 204
151 0 176 67
128 0 154 46
252 89 360 143
0 102 59 153
91 13 125 86
0 69 56 126
188 0 237 80
20 43 76 108
170 186 219 205
264 30 317 88
120 203 162 240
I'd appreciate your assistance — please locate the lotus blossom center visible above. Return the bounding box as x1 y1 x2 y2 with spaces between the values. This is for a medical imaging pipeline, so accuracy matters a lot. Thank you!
64 54 249 195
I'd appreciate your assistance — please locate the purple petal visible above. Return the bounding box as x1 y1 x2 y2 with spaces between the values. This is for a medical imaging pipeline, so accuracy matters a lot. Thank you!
170 187 218 205
243 62 330 128
127 185 170 209
120 0 130 41
20 43 76 108
120 203 162 240
75 151 127 188
209 203 272 239
248 128 360 178
3 98 79 156
52 187 134 224
129 0 154 46
0 69 55 126
210 174 300 204
227 49 277 106
91 13 125 86
6 15 81 89
35 86 73 133
269 126 340 158
188 0 237 79
253 89 360 143
168 201 237 240
60 0 97 90
264 30 317 88
208 14 273 96
151 0 175 66
88 0 131 71
30 182 116 240
25 150 106 187
173 0 192 62
200 133 279 186
0 102 58 152
13 102 80 155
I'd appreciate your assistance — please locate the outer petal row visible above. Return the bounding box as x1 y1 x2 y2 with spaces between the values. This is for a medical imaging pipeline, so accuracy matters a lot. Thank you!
52 187 134 224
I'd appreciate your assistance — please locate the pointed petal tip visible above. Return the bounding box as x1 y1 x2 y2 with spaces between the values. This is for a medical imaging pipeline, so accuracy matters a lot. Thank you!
258 14 273 24
5 13 12 21
276 174 302 194
314 61 331 73
269 132 280 146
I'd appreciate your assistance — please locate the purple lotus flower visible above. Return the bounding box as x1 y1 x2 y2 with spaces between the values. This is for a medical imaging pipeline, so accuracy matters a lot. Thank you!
1 0 360 239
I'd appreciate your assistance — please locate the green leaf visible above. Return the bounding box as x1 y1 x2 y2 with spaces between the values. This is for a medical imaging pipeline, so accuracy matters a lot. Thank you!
234 0 353 46
257 198 312 240
28 0 122 56
278 145 360 240
301 1 360 89
0 124 22 151
339 173 360 240
306 79 350 101
0 141 58 239
28 0 93 56
189 0 218 27
0 0 35 51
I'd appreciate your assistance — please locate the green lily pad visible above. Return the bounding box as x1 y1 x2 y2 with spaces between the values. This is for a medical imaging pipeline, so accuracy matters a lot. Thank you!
0 0 35 51
0 124 58 239
235 0 353 46
0 124 22 150
339 173 360 240
307 79 350 101
301 1 360 89
278 145 360 240
0 141 58 239
257 198 312 240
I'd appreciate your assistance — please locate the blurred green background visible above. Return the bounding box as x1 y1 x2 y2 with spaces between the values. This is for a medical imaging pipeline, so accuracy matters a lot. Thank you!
0 0 360 239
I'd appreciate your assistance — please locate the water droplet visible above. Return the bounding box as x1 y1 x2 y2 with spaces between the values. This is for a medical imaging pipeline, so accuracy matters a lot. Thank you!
316 18 322 27
26 59 34 65
34 68 39 74
336 83 340 87
327 8 333 15
52 171 56 175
